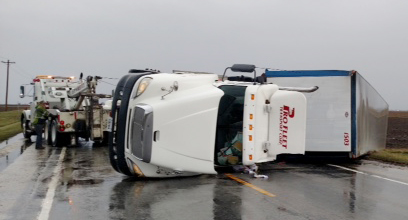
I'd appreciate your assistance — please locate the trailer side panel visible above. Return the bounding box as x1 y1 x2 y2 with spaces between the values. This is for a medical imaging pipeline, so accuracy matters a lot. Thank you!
267 71 352 152
355 73 388 156
266 70 389 157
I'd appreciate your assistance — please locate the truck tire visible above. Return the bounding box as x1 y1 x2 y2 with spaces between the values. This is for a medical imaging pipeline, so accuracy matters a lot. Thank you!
74 134 79 147
22 117 31 139
44 120 52 145
92 140 103 147
50 120 69 147
101 131 109 145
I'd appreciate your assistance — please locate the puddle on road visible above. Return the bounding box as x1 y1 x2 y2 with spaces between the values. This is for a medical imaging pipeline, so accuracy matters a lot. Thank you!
60 140 112 187
0 133 25 150
0 135 107 173
0 135 32 172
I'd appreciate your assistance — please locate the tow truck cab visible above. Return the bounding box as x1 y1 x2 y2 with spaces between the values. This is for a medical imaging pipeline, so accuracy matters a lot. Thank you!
109 65 307 178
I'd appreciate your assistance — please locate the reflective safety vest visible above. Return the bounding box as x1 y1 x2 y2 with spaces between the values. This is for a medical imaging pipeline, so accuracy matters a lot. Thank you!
32 105 49 125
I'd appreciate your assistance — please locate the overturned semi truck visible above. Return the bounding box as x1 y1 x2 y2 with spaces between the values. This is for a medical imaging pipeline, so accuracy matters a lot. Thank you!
266 70 389 158
108 65 318 178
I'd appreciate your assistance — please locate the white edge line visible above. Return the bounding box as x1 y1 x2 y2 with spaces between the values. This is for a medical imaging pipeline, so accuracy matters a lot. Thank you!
371 175 408 186
327 164 367 175
37 147 67 220
328 164 408 186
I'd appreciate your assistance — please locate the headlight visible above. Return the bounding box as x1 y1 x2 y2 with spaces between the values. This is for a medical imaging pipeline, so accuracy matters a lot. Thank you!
135 77 152 97
128 159 145 177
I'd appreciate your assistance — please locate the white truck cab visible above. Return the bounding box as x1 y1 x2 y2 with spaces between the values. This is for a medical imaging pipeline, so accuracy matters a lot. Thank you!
109 65 311 178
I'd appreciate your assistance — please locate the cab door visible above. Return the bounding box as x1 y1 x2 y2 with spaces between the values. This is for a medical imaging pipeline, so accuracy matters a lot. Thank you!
242 84 307 165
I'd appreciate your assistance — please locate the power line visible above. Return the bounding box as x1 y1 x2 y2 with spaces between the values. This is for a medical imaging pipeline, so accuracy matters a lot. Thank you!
1 60 16 111
10 66 33 79
100 80 117 86
13 64 34 78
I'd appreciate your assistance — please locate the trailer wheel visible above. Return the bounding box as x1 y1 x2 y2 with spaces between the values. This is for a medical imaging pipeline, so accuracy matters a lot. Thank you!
51 120 69 147
22 117 31 139
44 120 52 145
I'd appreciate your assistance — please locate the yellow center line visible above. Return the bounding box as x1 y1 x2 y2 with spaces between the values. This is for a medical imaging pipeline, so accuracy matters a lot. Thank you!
225 173 276 197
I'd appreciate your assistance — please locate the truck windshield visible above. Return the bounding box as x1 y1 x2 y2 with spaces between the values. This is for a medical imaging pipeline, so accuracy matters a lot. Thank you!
215 85 247 165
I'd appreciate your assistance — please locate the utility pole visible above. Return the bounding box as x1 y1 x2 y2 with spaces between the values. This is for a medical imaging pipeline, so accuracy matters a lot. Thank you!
1 60 16 111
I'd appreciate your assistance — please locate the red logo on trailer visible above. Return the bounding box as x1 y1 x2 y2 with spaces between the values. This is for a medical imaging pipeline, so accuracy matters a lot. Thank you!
344 132 350 146
279 105 295 149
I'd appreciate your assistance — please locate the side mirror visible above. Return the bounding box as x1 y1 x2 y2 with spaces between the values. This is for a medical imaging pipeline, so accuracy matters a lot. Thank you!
20 86 25 98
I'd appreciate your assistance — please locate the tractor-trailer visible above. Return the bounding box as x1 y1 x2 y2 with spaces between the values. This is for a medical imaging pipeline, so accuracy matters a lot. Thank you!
108 65 319 178
266 70 389 157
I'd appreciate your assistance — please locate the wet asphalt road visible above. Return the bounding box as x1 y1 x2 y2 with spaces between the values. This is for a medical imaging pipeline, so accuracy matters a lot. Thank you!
1 137 408 220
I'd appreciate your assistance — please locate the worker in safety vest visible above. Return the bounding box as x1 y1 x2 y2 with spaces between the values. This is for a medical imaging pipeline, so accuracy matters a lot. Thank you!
32 101 49 149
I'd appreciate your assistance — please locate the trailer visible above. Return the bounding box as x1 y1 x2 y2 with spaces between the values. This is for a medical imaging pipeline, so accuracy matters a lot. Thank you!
20 74 112 147
108 65 318 178
266 70 389 157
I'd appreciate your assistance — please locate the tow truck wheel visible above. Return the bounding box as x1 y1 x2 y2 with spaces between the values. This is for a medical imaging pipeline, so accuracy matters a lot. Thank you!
93 132 109 147
44 120 52 145
101 131 109 145
92 140 103 147
22 118 31 139
74 134 79 147
51 120 69 147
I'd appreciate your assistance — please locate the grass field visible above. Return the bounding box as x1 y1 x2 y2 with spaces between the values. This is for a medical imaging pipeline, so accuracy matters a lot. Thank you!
369 149 408 165
377 111 408 165
0 110 22 142
389 111 408 118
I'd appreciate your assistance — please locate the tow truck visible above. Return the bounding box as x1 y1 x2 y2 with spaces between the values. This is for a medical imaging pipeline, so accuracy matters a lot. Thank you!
20 74 112 147
109 64 318 178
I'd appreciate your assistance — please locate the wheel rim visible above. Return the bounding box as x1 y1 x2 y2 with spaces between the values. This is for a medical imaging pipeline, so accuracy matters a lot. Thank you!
44 121 49 140
22 120 27 135
51 122 57 144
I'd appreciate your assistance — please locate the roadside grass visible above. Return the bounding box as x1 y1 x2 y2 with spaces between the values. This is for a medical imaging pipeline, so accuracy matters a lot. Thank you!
0 110 22 142
369 149 408 165
0 122 22 142
0 110 21 127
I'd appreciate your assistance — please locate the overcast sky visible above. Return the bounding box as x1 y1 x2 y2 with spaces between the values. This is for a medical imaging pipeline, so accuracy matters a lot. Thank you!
1 0 407 110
